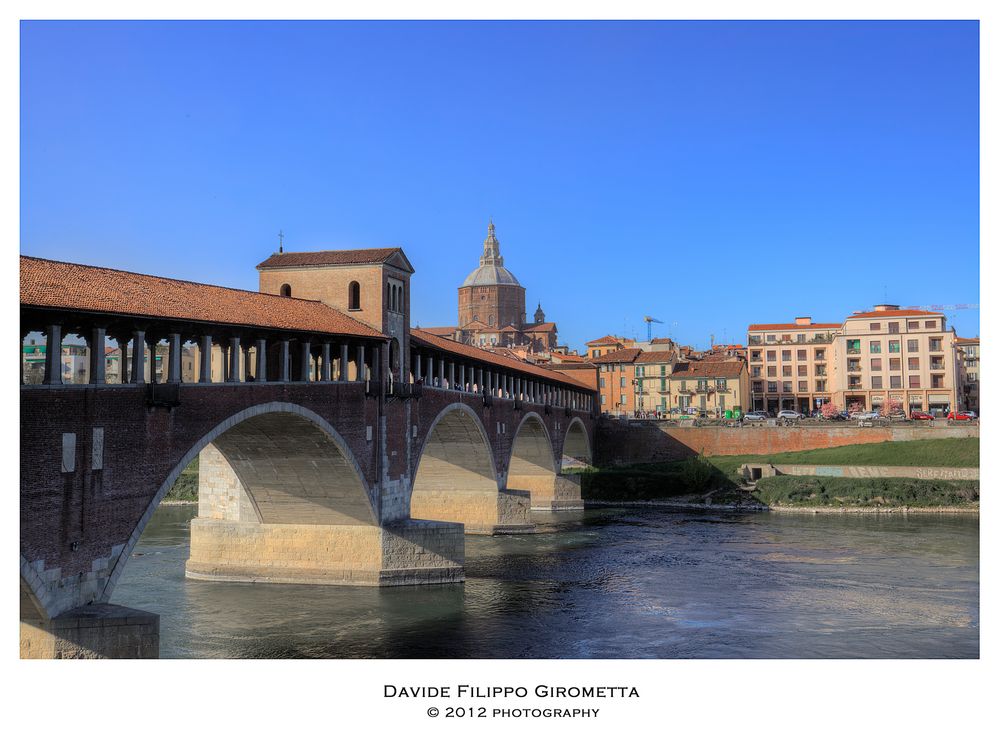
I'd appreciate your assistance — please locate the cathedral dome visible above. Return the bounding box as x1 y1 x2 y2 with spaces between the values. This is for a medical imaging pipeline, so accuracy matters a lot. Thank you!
460 220 522 288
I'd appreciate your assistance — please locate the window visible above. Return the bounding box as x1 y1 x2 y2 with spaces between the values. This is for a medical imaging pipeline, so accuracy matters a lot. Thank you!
871 358 882 371
279 283 292 297
766 350 776 361
924 320 938 329
782 381 793 393
888 322 900 333
931 375 945 389
600 394 606 405
620 376 626 388
620 394 627 405
888 340 900 353
871 376 882 389
929 337 943 352
767 382 777 393
909 375 921 389
907 321 919 329
781 350 791 361
814 349 826 360
750 351 761 362
782 335 792 342
660 365 666 376
796 334 805 343
660 378 666 391
816 380 827 392
889 357 901 371
869 322 881 330
782 366 792 377
348 281 361 310
766 335 776 342
870 341 881 353
488 315 495 326
767 366 776 377
797 350 807 361
798 381 808 392
908 357 919 371
907 339 919 352
599 377 605 388
890 376 902 389
815 364 827 376
848 376 861 389
797 365 807 376
751 366 761 377
752 381 763 393
846 339 861 354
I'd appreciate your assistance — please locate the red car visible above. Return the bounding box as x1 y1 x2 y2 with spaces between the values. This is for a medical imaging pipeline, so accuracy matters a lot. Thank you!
947 411 973 421
911 411 934 420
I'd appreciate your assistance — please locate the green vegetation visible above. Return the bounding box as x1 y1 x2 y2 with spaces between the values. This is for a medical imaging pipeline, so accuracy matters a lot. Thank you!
163 457 199 502
752 476 979 509
582 438 980 509
709 437 979 469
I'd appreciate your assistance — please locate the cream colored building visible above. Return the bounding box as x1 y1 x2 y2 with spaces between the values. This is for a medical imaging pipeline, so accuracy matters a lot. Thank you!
956 337 980 413
746 317 840 414
835 306 957 415
747 305 961 417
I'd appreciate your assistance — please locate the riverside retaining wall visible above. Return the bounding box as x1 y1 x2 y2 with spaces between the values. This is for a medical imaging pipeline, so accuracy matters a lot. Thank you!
595 420 979 467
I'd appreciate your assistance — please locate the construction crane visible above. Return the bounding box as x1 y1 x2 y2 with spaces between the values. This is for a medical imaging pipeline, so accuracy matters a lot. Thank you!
643 316 664 341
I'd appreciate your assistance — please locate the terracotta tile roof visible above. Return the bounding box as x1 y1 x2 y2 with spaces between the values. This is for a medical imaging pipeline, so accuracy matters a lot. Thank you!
585 334 625 346
648 337 675 345
549 352 586 363
747 322 841 331
418 326 458 337
670 359 746 378
256 248 404 269
847 309 942 318
524 322 557 332
956 336 980 343
636 350 676 364
410 329 594 390
594 347 642 364
20 256 384 339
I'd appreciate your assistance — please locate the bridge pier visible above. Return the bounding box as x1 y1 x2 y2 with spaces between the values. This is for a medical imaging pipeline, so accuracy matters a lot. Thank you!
20 604 159 659
508 472 585 511
410 488 533 535
187 518 464 586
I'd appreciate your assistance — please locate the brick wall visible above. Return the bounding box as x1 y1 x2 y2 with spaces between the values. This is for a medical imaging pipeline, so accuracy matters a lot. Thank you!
595 419 979 466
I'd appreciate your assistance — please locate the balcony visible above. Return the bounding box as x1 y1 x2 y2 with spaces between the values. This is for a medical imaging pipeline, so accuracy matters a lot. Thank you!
846 348 861 355
848 384 863 390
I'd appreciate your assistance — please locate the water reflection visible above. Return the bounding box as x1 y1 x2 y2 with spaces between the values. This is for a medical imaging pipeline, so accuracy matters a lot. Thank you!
114 505 979 659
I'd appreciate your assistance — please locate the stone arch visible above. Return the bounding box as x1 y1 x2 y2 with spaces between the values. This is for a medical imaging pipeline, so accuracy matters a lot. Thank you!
348 281 361 310
506 412 558 507
100 402 373 602
562 417 593 467
410 403 503 533
280 283 291 297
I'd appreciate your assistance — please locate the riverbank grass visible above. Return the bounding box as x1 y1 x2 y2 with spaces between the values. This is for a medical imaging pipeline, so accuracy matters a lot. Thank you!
583 437 979 509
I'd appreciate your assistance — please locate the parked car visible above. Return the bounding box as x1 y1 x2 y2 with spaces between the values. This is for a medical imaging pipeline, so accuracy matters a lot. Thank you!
852 411 880 420
743 411 769 421
947 411 974 421
777 410 803 420
965 411 978 419
911 410 934 420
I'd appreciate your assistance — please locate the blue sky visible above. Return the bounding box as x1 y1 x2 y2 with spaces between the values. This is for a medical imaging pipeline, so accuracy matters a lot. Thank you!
20 20 980 349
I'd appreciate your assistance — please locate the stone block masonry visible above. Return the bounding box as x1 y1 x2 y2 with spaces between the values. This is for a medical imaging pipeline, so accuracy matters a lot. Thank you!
20 604 158 659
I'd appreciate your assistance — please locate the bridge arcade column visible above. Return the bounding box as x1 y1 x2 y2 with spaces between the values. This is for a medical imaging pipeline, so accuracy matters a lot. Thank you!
131 330 146 385
199 335 212 383
459 365 466 392
242 342 252 381
43 324 62 385
254 339 267 381
88 326 106 385
229 337 241 382
299 341 311 382
166 333 182 383
320 342 331 381
279 340 291 382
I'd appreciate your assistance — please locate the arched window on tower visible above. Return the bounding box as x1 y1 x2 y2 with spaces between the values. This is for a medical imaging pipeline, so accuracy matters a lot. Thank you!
348 281 361 310
280 284 292 297
488 315 495 326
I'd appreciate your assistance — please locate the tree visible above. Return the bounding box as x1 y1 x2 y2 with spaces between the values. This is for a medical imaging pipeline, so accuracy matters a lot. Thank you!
820 401 840 419
848 401 864 415
881 398 904 418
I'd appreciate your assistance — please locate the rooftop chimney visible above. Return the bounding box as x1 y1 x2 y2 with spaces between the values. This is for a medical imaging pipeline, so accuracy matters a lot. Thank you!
795 317 812 326
873 304 900 312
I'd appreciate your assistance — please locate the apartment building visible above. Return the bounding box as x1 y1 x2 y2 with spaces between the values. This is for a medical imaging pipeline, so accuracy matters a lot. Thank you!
747 305 962 416
835 307 957 415
956 337 980 414
746 318 840 415
595 347 642 414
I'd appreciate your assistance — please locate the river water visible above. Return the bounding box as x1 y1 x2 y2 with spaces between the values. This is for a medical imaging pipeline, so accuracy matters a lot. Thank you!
114 505 979 659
